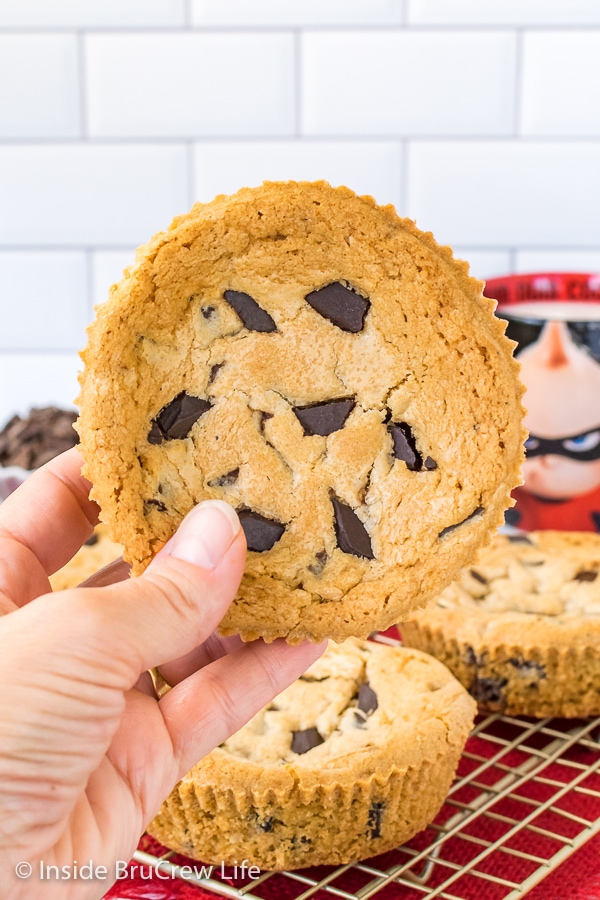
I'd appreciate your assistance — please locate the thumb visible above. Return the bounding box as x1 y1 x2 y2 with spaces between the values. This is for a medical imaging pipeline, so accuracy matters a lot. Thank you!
24 500 247 688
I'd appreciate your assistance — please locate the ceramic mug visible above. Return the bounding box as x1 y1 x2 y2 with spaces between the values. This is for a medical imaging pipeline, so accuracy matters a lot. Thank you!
485 273 600 532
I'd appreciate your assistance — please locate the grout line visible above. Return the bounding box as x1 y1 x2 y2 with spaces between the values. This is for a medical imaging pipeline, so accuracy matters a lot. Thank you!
513 28 524 138
402 0 410 27
184 0 193 29
294 29 302 138
0 24 599 33
399 139 409 217
85 248 95 318
186 141 195 207
76 31 88 140
3 135 600 145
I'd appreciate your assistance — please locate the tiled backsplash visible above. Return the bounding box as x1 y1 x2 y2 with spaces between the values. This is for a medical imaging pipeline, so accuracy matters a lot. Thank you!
1 0 600 426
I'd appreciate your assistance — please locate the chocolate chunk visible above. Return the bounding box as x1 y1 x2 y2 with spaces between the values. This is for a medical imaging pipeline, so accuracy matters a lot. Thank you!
471 677 507 705
208 468 239 487
367 801 385 839
148 392 212 444
291 727 324 755
507 533 533 544
357 682 378 715
239 509 285 552
224 290 277 332
308 549 328 576
84 532 99 547
293 398 355 437
388 422 421 470
388 421 437 472
575 570 598 582
438 506 484 539
0 406 78 469
201 305 215 319
470 569 487 585
299 674 330 683
331 495 374 559
258 817 274 833
305 282 370 333
144 498 167 512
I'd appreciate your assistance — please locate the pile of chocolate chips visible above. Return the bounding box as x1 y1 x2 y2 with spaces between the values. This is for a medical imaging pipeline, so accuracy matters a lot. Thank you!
0 407 78 469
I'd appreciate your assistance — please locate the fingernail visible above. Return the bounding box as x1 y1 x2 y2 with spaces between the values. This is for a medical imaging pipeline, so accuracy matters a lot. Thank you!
164 500 241 570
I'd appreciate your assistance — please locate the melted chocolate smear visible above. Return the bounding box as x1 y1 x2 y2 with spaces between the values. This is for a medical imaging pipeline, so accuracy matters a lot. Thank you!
291 727 324 755
208 468 239 488
239 509 285 552
258 411 273 434
308 548 328 576
293 398 355 436
208 362 224 384
331 495 374 559
357 682 378 715
438 506 484 539
367 802 385 839
84 532 99 546
575 570 598 582
305 282 370 333
223 290 277 333
148 392 212 444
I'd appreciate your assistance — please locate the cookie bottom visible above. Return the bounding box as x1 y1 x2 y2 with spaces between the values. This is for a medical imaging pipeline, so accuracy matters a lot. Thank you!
148 756 460 870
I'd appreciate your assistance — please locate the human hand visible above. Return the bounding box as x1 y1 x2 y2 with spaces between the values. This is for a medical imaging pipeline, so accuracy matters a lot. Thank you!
0 448 325 898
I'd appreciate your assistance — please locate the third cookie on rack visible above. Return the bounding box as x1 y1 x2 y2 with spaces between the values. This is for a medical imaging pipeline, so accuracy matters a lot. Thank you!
401 530 600 717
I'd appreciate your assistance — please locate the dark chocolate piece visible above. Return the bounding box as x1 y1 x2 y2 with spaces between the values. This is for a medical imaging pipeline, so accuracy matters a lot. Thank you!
293 398 355 437
575 570 598 582
148 392 211 444
508 658 546 677
224 290 277 332
201 305 215 319
208 468 239 487
357 682 378 715
388 421 422 470
84 532 99 547
291 727 324 755
331 495 374 559
305 282 370 333
387 421 437 472
367 801 385 839
238 509 285 552
470 569 487 585
0 406 78 469
438 506 484 539
471 677 508 705
144 498 167 512
258 818 274 833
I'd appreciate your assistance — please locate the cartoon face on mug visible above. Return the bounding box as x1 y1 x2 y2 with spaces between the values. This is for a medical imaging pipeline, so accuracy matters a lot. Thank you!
516 320 600 502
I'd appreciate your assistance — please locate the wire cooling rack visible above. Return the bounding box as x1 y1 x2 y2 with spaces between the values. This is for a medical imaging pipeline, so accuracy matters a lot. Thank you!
130 635 600 900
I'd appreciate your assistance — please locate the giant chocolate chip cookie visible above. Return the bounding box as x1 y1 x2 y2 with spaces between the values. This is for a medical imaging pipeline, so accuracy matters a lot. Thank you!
76 181 525 643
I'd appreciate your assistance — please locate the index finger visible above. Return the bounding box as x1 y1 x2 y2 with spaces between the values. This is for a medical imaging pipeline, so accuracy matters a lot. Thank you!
0 447 99 583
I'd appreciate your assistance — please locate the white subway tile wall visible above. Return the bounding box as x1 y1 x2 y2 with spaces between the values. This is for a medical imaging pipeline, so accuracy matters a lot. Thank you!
0 2 599 425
